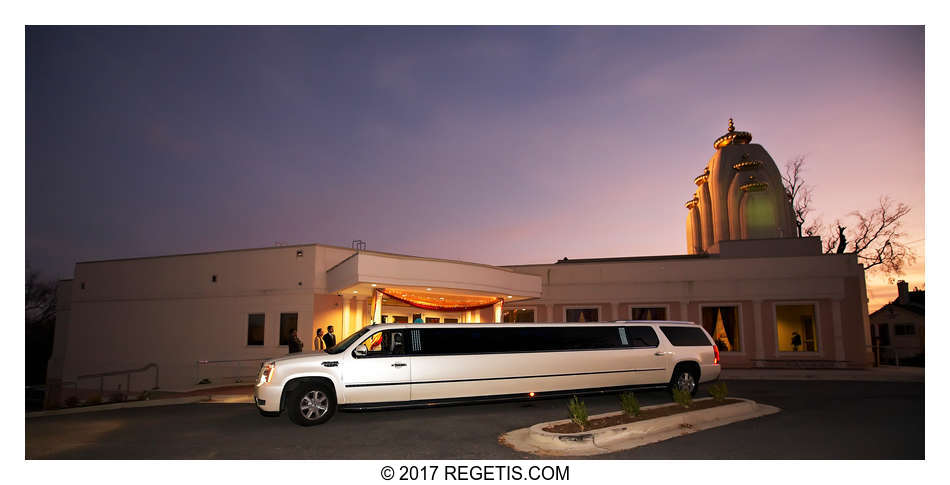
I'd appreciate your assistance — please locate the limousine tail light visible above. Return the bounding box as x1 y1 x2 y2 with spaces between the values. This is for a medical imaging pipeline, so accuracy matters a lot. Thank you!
713 345 720 365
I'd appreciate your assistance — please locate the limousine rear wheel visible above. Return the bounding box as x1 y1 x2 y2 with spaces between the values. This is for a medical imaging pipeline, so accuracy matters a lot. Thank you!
670 365 699 397
287 381 336 426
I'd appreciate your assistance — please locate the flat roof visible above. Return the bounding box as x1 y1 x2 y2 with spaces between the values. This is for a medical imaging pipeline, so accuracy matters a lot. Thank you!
75 241 520 273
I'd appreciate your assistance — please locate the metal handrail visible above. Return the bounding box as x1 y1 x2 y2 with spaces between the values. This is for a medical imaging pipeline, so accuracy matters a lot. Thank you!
195 358 268 384
77 363 160 394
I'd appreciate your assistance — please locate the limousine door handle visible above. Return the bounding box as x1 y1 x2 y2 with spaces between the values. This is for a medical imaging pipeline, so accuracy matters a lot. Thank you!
392 362 407 368
654 351 672 356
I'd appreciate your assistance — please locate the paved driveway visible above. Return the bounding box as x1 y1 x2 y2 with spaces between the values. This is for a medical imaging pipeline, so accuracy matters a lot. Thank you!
26 380 923 459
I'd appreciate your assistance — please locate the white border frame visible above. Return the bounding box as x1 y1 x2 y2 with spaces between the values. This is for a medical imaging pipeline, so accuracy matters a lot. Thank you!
772 301 822 356
698 302 745 355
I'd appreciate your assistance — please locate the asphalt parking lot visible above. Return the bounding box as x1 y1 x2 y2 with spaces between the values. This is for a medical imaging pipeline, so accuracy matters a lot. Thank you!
26 380 923 459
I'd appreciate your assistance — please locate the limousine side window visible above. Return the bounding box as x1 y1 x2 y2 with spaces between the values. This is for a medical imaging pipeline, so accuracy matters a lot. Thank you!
624 326 660 348
355 329 407 357
660 326 713 347
410 326 636 355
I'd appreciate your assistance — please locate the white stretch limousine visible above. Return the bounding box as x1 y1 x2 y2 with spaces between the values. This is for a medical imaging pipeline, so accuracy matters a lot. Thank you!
254 321 721 426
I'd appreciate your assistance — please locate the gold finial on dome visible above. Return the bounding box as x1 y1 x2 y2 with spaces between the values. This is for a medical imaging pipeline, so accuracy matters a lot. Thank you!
713 118 752 149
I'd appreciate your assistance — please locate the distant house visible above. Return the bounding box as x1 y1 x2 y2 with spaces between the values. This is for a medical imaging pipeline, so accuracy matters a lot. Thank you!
869 281 924 365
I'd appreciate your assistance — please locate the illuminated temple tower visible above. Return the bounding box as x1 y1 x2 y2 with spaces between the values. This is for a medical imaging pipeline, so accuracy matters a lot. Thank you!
686 119 797 254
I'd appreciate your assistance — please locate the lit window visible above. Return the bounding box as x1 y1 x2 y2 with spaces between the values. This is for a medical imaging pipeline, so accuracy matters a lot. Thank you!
631 307 667 320
503 309 535 323
776 304 818 352
566 308 598 323
702 306 740 352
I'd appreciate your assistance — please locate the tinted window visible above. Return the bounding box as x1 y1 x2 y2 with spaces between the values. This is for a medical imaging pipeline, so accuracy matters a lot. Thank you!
625 326 660 348
414 326 629 355
660 326 713 347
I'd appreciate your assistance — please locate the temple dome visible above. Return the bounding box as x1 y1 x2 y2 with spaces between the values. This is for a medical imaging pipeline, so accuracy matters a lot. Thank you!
713 118 752 150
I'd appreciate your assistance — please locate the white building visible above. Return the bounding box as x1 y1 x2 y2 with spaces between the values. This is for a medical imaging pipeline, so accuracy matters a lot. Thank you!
45 121 875 403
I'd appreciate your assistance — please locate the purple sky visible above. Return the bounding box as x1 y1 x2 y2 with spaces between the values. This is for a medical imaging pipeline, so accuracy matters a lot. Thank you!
26 26 924 309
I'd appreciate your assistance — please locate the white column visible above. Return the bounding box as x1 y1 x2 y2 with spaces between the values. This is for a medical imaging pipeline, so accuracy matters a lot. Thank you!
341 295 352 337
354 296 366 330
612 302 621 321
373 291 383 324
753 300 765 363
679 302 689 322
493 301 503 323
546 304 555 323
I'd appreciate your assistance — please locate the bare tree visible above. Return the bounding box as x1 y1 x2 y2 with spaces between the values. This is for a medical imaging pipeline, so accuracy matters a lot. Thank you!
786 159 915 277
782 156 813 237
26 265 56 326
809 197 915 276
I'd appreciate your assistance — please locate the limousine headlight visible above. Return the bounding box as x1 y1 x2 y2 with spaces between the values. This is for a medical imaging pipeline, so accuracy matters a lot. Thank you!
258 362 276 386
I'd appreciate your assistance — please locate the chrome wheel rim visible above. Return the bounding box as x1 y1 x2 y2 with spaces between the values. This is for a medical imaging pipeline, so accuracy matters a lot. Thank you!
676 373 696 393
299 390 328 420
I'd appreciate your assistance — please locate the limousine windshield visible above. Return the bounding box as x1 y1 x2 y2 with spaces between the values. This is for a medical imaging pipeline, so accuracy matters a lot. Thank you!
326 327 371 354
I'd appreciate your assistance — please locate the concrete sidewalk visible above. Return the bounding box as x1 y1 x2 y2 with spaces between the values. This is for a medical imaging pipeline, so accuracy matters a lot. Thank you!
721 366 923 382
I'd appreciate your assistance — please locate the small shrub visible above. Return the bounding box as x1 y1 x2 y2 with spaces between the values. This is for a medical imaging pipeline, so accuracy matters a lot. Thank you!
672 388 692 409
198 378 211 385
109 392 126 403
567 396 589 431
64 396 80 408
709 381 728 403
137 390 151 401
85 394 102 405
619 392 640 417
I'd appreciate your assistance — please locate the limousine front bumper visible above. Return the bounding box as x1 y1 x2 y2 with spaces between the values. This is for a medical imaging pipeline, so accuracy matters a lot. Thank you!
254 383 282 413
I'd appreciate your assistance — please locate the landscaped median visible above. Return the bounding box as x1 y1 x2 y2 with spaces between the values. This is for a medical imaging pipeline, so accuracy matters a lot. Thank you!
500 397 781 456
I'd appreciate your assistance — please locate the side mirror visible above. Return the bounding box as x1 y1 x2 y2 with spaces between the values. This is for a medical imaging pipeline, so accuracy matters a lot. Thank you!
353 344 368 357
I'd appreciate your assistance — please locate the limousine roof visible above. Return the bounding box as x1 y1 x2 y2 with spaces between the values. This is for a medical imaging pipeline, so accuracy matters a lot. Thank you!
366 320 698 330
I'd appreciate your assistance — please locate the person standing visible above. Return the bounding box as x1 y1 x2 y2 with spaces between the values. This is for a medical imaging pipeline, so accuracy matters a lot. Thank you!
314 328 326 351
322 325 337 349
288 328 303 354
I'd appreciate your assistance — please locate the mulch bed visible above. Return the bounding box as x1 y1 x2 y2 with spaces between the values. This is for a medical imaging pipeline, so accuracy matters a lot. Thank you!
543 398 742 434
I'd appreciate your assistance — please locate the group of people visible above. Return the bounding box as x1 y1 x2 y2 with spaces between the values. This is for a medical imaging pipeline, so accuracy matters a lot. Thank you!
286 326 337 354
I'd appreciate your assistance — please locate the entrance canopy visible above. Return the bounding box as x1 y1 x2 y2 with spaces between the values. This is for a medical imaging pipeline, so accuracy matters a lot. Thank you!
326 251 542 306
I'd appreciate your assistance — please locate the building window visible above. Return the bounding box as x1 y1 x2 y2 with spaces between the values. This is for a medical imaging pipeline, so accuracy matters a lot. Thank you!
776 304 818 352
895 324 916 336
443 318 459 323
566 308 599 323
380 315 388 323
701 305 740 352
247 313 265 346
503 308 536 322
392 315 409 323
279 313 298 346
412 313 423 323
630 306 667 320
425 317 440 323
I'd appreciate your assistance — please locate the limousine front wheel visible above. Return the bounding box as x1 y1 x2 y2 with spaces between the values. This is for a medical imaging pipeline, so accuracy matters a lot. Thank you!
287 382 336 426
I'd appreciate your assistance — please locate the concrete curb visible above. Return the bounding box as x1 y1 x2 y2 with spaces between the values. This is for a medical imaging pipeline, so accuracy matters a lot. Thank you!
499 398 781 456
26 395 210 418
